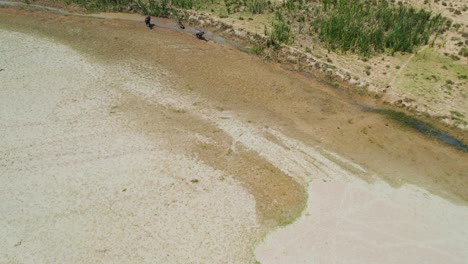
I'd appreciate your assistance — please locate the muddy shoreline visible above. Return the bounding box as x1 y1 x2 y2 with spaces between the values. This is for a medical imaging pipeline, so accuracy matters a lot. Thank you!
1 0 466 146
183 11 468 143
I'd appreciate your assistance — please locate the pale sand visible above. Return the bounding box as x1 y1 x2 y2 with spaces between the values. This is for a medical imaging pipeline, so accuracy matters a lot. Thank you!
255 135 468 264
0 29 260 263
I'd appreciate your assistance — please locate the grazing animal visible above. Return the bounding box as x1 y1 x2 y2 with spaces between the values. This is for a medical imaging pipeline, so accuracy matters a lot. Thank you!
195 30 205 40
145 16 154 29
178 20 185 29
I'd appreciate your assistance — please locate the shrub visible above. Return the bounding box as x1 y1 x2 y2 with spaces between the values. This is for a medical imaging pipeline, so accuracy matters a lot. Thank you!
266 12 293 49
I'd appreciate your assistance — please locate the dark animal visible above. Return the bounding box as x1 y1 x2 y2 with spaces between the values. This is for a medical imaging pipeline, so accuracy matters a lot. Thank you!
145 16 154 29
195 30 207 41
145 16 151 27
178 20 185 29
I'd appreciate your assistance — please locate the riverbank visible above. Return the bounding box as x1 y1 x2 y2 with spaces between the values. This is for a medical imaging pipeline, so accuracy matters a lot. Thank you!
179 1 467 132
2 0 467 144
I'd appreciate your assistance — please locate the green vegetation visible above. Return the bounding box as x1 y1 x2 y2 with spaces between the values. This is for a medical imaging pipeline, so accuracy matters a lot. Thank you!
172 0 194 9
137 0 172 16
63 0 188 15
266 12 293 50
450 110 464 119
395 48 467 103
247 0 268 14
458 73 468 80
312 0 448 57
64 0 135 11
459 47 468 57
56 0 449 57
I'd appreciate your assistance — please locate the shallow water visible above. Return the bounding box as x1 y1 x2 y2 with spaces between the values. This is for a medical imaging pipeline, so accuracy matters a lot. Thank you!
367 108 468 152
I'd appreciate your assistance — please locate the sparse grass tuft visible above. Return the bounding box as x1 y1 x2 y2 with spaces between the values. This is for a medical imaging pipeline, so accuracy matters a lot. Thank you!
459 47 468 57
450 110 464 118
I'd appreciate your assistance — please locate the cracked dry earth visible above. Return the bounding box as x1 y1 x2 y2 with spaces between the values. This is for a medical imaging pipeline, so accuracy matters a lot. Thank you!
1 7 468 264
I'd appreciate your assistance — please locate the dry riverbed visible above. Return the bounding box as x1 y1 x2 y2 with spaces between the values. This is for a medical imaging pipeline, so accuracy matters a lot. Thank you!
1 6 468 263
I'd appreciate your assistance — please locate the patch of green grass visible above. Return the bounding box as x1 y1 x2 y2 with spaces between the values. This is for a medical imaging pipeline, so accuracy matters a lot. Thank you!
251 40 266 55
171 0 194 9
458 47 468 57
312 0 447 57
450 54 461 61
396 48 467 101
66 0 135 11
457 73 468 79
247 0 268 14
66 0 195 15
450 110 464 118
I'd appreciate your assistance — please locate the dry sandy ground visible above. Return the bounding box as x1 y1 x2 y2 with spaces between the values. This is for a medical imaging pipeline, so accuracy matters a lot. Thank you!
1 7 468 263
0 29 261 263
255 134 468 263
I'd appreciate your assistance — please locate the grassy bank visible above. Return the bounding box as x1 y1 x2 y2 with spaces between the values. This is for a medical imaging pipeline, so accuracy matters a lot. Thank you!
41 0 450 57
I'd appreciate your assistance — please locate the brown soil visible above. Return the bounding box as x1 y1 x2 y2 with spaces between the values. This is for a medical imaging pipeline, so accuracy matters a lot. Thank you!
117 92 307 226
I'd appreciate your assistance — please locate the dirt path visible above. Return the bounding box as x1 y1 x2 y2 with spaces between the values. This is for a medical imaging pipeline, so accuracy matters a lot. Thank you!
1 7 467 263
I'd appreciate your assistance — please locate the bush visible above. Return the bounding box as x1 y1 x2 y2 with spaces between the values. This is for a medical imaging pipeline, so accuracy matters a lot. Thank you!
266 12 293 49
